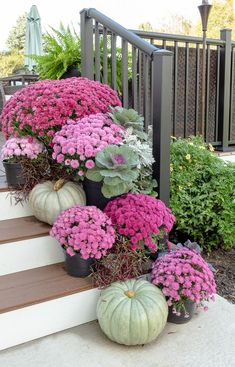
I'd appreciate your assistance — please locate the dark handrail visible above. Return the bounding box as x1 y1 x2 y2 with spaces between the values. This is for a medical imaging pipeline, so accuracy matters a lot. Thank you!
83 8 158 57
131 29 225 46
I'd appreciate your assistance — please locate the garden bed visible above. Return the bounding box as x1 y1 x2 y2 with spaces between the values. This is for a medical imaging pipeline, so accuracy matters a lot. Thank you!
204 247 235 304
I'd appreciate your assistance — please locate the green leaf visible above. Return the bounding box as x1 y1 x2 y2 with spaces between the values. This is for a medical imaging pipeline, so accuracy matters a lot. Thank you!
101 182 128 198
85 167 103 182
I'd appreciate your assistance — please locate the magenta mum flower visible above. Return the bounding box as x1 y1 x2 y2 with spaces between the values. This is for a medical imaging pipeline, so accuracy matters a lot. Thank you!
1 77 121 143
104 193 175 252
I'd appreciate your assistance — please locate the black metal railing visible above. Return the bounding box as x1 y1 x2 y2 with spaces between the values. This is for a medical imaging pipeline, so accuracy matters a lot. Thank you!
80 8 173 204
132 29 235 150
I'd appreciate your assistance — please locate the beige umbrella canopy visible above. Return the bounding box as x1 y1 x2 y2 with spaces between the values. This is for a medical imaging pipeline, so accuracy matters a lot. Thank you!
24 5 42 71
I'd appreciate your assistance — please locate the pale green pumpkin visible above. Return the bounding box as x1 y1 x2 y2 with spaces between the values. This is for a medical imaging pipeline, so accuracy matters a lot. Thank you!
29 179 86 225
97 278 168 346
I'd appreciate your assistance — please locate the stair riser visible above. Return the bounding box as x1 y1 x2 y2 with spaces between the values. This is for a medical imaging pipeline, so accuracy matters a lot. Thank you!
0 288 100 350
0 192 32 220
0 236 64 275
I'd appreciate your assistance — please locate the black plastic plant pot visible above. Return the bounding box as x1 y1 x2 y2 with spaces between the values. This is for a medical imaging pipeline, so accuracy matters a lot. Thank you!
3 161 26 187
65 252 94 278
167 299 196 324
83 178 112 210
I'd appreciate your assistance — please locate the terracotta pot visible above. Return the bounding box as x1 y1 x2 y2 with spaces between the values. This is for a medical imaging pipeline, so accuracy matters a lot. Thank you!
167 299 196 324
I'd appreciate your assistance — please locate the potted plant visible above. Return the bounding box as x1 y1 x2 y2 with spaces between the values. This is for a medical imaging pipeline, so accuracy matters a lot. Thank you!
32 24 81 80
151 247 216 324
50 204 115 277
0 78 121 147
85 144 140 201
1 136 44 187
104 193 175 252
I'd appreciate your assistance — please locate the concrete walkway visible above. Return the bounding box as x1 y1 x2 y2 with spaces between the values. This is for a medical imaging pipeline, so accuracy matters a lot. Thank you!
0 295 234 367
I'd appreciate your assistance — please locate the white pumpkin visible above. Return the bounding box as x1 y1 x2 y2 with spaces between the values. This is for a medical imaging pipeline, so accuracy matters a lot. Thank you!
97 278 168 345
29 179 86 225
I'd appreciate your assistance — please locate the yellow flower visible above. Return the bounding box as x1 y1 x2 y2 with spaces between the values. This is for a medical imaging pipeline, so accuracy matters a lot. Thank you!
199 146 206 150
185 154 191 160
187 182 192 187
208 143 214 152
178 185 183 191
179 166 183 170
170 164 174 172
188 142 194 146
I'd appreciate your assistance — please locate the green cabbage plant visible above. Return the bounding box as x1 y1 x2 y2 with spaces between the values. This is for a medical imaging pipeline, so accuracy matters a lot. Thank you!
86 145 140 198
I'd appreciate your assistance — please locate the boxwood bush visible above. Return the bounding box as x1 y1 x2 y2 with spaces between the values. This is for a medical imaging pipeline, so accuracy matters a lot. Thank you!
170 136 235 251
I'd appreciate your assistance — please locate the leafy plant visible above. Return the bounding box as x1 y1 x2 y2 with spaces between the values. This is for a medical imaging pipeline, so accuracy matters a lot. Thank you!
86 144 140 198
32 24 81 79
121 127 157 196
108 107 146 140
170 136 235 251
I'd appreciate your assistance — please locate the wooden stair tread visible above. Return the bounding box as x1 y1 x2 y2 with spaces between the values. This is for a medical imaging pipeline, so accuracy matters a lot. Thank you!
0 216 51 244
0 262 94 314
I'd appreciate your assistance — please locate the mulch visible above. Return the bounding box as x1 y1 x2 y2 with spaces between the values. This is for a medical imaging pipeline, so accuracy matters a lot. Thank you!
203 247 235 304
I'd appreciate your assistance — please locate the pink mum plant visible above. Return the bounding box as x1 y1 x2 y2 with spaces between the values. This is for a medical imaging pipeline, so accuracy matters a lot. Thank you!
104 193 175 252
1 78 121 144
50 205 115 260
151 247 216 314
1 137 44 161
52 113 124 178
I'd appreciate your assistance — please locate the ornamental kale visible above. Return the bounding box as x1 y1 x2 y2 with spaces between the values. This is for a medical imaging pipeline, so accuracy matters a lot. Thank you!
108 106 147 140
85 144 140 198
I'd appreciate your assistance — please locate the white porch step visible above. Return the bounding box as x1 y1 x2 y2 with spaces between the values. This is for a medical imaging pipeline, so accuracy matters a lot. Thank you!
0 216 64 275
0 189 32 220
0 263 99 350
0 182 99 351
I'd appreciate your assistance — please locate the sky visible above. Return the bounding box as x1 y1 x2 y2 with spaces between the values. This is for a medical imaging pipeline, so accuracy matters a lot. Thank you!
0 0 203 50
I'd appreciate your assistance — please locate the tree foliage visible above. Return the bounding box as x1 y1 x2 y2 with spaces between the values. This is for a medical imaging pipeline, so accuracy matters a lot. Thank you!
138 15 193 35
195 0 235 39
6 13 27 51
0 51 24 77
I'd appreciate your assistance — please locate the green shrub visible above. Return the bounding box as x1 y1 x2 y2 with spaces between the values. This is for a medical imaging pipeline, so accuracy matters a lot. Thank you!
170 136 235 251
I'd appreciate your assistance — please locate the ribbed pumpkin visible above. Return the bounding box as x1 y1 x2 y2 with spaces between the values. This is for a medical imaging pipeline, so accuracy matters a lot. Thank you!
97 278 168 345
29 179 86 225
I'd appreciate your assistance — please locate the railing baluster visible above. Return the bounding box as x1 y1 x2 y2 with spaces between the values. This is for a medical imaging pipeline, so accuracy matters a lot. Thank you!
205 44 211 142
215 45 220 142
111 33 117 91
132 46 138 109
95 21 100 81
195 43 200 135
143 54 150 130
229 47 235 142
122 39 129 108
184 42 189 137
138 50 143 114
173 41 178 137
103 27 108 84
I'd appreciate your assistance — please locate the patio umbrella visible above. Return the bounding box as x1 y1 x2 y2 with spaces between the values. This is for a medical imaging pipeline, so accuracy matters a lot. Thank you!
24 5 42 72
